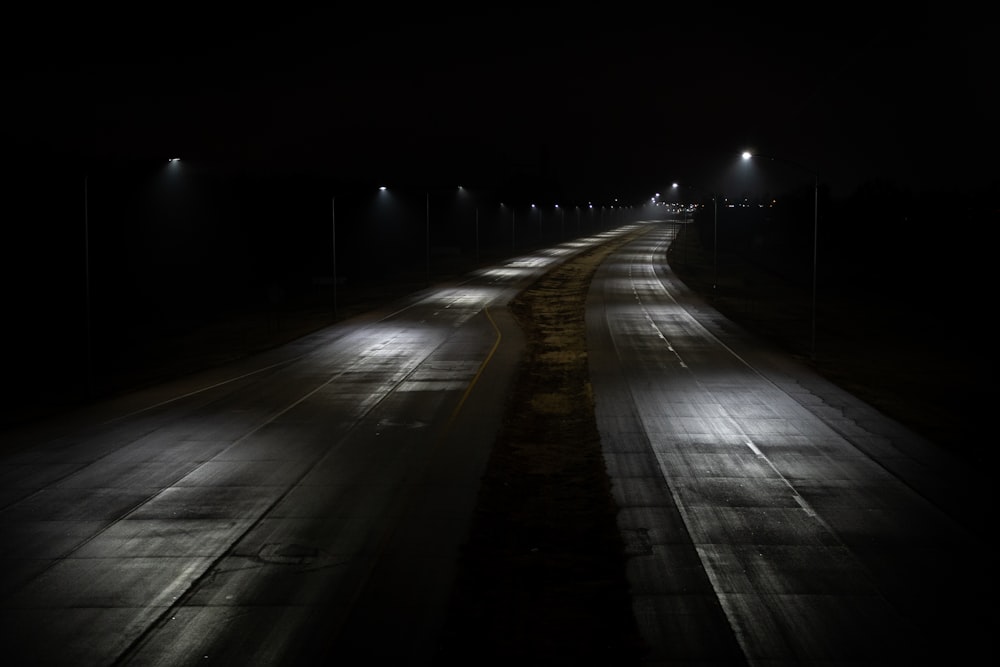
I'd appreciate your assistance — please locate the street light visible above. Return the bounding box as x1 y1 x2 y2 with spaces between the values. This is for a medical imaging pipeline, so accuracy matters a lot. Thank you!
83 157 184 398
741 150 819 361
671 182 718 290
426 191 430 284
330 196 337 321
84 171 92 398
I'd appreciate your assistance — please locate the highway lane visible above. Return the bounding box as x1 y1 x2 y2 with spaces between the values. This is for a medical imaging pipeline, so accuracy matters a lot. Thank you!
587 222 988 664
0 227 637 666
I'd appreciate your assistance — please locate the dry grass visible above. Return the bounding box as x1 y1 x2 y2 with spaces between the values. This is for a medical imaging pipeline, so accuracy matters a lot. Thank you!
436 219 984 663
12 219 977 662
434 228 650 665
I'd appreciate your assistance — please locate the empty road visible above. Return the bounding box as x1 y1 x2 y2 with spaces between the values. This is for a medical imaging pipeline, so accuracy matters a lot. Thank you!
587 223 987 664
0 220 987 665
0 227 637 665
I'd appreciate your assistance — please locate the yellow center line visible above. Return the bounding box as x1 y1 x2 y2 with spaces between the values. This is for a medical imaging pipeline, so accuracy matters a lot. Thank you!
443 304 503 434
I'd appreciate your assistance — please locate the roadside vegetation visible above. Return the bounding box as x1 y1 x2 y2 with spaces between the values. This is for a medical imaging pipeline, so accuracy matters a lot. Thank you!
435 226 650 664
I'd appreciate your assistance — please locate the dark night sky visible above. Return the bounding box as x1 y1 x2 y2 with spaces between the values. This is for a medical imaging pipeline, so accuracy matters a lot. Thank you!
2 3 995 203
0 2 996 417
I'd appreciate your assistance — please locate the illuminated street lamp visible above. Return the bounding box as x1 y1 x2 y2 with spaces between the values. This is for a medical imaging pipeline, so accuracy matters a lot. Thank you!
671 182 718 290
83 157 183 397
741 150 819 360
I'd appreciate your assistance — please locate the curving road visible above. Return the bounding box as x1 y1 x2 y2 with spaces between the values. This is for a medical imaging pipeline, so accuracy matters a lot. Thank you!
587 222 988 665
0 227 635 665
0 220 987 665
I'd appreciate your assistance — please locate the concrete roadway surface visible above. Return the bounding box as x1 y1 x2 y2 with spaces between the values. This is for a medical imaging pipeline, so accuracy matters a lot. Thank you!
588 223 989 664
0 220 988 665
0 227 635 665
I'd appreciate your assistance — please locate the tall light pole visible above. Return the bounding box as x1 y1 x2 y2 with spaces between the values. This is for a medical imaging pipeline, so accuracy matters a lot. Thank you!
741 150 819 361
330 196 337 320
84 172 92 398
426 191 430 285
671 182 718 290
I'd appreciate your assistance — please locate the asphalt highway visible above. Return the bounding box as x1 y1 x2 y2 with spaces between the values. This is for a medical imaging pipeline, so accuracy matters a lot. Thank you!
587 223 988 664
0 220 987 665
0 228 635 665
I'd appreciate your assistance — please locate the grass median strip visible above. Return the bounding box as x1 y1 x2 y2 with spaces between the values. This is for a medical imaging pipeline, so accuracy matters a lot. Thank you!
434 227 652 664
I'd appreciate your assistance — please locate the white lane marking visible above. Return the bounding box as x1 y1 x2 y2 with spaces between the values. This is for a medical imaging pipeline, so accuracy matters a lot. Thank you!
613 223 861 665
628 260 687 368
